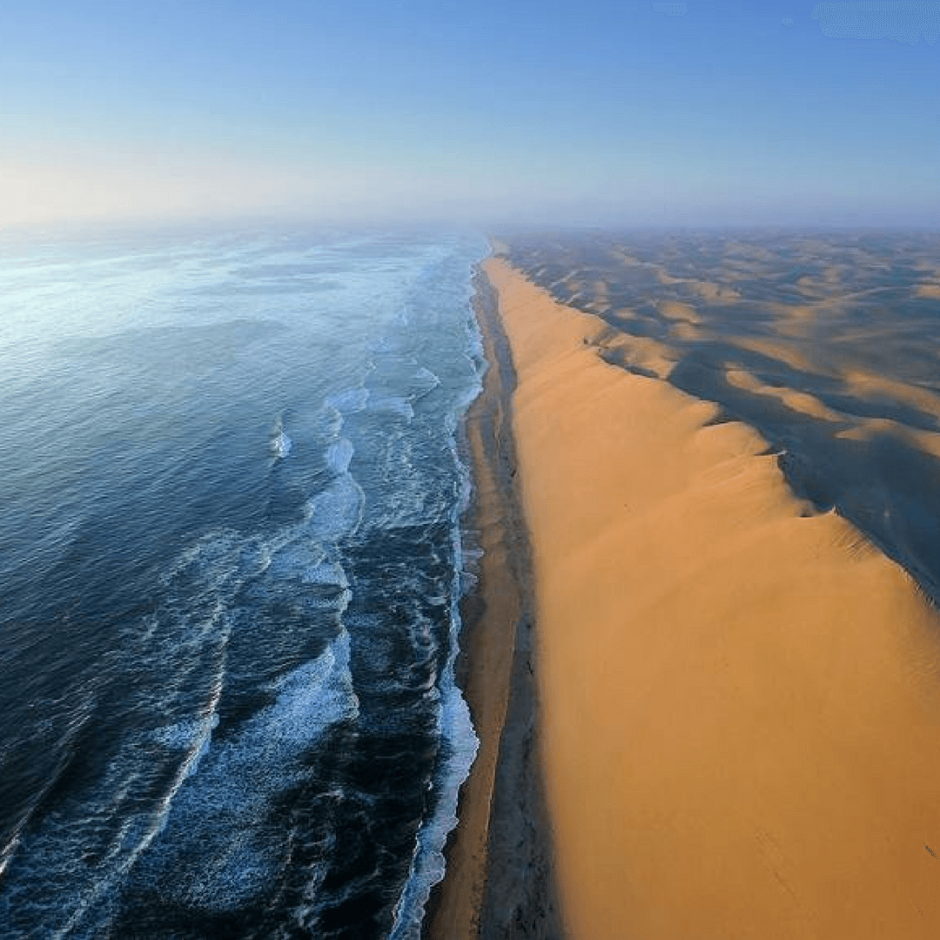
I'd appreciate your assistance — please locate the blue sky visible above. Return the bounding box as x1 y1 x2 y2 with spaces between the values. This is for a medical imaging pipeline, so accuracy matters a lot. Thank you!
1 1 938 226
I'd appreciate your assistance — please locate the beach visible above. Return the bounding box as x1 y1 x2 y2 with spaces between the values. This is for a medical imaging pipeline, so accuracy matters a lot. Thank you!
467 252 940 939
427 271 562 940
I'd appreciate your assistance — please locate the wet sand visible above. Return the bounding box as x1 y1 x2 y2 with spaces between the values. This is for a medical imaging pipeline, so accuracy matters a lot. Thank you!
426 271 562 939
484 254 940 939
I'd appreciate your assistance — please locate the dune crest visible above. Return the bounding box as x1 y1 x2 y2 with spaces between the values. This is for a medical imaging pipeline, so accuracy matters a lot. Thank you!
484 256 940 940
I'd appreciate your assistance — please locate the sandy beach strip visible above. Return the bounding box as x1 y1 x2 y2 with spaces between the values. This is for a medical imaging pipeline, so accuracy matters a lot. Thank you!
426 270 562 939
484 255 940 939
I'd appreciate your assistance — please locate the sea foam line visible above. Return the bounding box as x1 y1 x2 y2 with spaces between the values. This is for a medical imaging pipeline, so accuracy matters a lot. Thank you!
389 256 488 940
50 665 226 940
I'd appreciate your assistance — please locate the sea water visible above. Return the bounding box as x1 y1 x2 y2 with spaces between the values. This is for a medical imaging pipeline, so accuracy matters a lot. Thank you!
0 224 489 938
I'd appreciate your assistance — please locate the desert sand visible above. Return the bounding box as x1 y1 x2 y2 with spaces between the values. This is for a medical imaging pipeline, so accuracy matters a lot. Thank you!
483 256 940 939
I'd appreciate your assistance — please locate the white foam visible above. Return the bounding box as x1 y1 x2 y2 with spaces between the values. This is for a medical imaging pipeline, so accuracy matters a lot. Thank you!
389 516 481 939
29 629 360 927
368 392 415 420
388 292 489 934
151 715 218 751
272 430 292 458
325 387 370 414
326 437 354 475
304 475 364 542
266 541 326 581
302 558 349 589
412 367 441 395
167 680 223 790
262 632 358 743
446 377 484 436
458 571 478 593
389 683 478 940
140 629 359 912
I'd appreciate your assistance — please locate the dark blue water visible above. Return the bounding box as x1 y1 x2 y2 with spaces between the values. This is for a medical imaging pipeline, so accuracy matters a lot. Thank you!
0 225 489 938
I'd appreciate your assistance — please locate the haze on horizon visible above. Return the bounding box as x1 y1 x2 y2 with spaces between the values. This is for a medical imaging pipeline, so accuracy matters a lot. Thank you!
2 0 938 230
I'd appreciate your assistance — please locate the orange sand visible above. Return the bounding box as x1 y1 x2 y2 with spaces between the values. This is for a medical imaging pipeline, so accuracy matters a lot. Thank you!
483 257 940 940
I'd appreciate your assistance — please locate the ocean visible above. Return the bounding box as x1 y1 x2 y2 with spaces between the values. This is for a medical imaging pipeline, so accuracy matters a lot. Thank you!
0 225 489 938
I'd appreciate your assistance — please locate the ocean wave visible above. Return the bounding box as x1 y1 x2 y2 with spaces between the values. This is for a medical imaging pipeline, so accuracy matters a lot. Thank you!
326 436 355 475
411 366 442 399
387 521 481 939
390 683 478 940
304 474 364 542
326 386 370 414
124 629 360 914
388 280 488 936
272 429 292 459
367 392 416 420
0 666 228 940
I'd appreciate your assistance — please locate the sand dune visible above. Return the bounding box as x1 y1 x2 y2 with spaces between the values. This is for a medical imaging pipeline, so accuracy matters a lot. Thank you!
597 331 676 381
841 369 940 424
656 299 700 324
725 368 845 423
502 231 940 606
728 336 820 375
483 257 940 940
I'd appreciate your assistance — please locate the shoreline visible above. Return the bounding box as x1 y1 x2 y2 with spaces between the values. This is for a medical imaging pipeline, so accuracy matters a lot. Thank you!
486 255 940 938
425 267 563 939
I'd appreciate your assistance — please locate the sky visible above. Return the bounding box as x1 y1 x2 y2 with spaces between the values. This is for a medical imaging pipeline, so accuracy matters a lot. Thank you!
1 0 938 228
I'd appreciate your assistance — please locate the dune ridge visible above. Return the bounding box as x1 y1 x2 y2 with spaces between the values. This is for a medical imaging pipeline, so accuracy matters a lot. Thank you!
483 256 940 939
